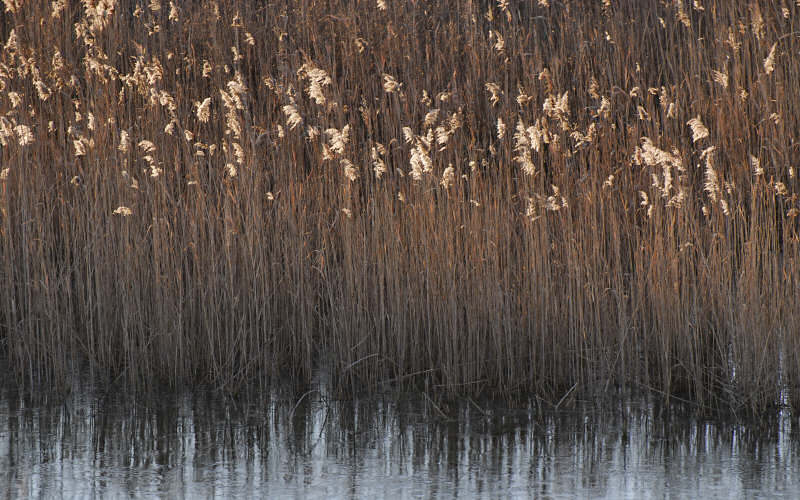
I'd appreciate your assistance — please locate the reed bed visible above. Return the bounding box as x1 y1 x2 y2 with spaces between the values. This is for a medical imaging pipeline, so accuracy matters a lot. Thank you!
1 0 799 413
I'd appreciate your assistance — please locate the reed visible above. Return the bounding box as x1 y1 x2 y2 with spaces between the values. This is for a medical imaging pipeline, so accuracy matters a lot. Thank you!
1 0 798 413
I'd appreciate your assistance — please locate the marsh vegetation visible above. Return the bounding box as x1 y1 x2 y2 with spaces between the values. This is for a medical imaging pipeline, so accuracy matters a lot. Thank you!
1 0 799 413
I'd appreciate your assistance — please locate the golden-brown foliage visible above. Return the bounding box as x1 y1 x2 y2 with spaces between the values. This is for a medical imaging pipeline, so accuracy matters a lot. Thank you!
1 0 799 413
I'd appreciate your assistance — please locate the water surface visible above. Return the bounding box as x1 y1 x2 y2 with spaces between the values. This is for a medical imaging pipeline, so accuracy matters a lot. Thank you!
1 377 798 499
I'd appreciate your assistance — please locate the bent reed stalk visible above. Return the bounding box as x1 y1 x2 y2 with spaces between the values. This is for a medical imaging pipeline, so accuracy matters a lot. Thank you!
1 0 799 413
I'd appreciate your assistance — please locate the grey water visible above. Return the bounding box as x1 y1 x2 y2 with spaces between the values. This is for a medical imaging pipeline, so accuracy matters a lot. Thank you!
2 375 799 499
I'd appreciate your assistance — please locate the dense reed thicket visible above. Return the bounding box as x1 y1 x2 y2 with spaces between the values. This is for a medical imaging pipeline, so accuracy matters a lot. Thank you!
1 0 799 412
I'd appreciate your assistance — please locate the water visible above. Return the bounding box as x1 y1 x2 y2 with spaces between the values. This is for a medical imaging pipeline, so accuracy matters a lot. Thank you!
1 376 799 499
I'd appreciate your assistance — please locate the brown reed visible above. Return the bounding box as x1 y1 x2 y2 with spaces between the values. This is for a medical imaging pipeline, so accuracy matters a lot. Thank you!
0 0 799 414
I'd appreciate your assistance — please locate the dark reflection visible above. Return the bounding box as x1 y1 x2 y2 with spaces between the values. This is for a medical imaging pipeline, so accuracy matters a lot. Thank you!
1 376 799 499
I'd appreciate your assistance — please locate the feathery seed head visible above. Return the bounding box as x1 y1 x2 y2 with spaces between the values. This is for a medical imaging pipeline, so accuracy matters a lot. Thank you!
118 130 130 152
383 74 401 93
764 43 777 74
14 124 33 146
485 82 502 106
196 97 212 122
751 155 763 177
441 164 455 189
687 115 709 143
496 117 506 140
341 158 358 181
283 103 303 130
424 109 440 128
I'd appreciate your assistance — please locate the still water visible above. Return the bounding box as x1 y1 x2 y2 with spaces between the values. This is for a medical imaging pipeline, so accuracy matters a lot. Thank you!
2 375 799 499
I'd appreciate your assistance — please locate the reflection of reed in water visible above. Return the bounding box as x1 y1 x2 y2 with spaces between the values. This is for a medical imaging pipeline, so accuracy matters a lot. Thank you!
1 385 797 498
